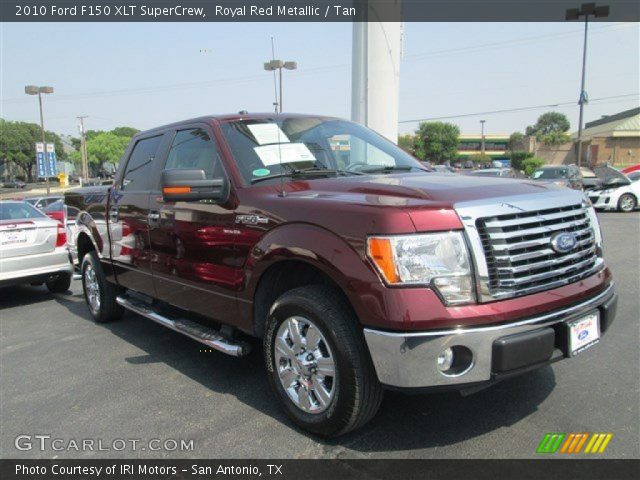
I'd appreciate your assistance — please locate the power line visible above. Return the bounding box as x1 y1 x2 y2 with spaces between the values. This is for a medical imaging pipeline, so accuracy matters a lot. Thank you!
398 93 639 124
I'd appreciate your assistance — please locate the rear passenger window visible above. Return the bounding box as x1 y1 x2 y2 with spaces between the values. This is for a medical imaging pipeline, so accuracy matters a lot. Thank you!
165 128 221 179
122 135 163 191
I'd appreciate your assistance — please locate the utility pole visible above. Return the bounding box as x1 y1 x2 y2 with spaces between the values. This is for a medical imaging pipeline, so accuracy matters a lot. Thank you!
566 3 610 168
480 119 486 156
77 116 89 183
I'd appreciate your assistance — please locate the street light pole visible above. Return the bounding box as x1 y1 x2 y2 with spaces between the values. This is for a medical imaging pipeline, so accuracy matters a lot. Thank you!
77 116 89 183
566 3 610 168
264 60 297 113
480 119 486 156
25 85 54 194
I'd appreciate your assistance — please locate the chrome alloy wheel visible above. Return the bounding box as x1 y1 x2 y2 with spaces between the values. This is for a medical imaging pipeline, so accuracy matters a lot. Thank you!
274 316 336 414
84 263 101 314
619 194 636 212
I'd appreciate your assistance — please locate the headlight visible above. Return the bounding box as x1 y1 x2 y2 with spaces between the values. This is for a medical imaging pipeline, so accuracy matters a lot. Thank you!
367 231 475 305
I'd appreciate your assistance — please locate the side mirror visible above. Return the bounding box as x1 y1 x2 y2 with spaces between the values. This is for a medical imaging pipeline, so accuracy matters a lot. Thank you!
161 169 228 202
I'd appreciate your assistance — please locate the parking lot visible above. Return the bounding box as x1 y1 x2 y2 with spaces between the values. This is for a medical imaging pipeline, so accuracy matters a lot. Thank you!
1 212 638 459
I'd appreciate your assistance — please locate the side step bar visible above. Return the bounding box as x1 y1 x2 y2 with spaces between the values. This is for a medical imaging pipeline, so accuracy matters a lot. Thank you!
116 295 251 357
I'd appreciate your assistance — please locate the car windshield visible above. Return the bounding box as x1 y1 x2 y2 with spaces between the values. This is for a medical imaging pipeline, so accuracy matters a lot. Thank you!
0 202 46 220
220 116 425 185
532 168 568 179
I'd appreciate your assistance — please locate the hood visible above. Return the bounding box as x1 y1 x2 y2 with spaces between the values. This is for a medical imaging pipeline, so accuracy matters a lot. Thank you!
593 165 630 187
282 172 563 209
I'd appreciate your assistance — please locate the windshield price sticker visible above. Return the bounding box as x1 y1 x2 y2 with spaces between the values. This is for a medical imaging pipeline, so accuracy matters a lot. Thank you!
247 124 290 145
254 143 316 166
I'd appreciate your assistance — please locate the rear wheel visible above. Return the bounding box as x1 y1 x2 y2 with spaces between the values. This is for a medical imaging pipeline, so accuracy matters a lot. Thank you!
81 251 124 323
46 274 71 293
618 193 637 212
264 285 383 437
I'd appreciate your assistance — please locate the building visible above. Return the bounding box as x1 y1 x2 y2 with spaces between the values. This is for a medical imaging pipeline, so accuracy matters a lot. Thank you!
457 134 510 163
574 107 640 167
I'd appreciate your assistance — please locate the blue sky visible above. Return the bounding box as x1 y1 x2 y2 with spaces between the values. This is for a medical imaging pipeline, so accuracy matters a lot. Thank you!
1 21 638 137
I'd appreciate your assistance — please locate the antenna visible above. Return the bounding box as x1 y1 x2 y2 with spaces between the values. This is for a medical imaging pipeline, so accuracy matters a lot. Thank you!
271 37 278 113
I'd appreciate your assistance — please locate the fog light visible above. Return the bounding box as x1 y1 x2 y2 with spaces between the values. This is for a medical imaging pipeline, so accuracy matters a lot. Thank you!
437 348 454 372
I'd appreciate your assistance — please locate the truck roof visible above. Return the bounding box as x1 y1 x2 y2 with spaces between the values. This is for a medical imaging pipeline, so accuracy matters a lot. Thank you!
135 112 337 137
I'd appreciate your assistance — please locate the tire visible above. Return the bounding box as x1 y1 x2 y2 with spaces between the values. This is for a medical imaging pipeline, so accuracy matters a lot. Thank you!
264 285 383 437
618 193 637 213
45 274 71 293
81 250 124 323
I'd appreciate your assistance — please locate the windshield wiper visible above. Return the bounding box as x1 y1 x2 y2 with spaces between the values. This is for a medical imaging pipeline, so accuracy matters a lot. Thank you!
351 165 419 174
250 167 339 184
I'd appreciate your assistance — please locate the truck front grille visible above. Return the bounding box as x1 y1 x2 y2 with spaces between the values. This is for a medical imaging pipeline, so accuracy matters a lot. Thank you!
476 203 601 299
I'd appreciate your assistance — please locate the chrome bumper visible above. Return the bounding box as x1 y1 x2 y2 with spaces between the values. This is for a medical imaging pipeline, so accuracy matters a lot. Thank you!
363 284 616 389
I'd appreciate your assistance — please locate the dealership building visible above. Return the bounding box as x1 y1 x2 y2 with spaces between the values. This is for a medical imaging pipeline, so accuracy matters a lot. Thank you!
456 134 510 163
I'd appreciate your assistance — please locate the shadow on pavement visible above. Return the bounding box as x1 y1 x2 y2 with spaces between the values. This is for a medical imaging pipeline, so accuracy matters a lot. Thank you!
0 285 75 309
53 294 556 453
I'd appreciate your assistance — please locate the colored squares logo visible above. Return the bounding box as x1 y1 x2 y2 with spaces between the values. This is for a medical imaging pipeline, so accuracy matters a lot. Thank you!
537 433 613 454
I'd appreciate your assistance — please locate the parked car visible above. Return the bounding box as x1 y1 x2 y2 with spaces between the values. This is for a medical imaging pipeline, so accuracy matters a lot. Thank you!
463 160 474 169
588 165 639 212
0 201 73 291
580 167 601 191
531 165 582 190
621 164 640 175
42 200 81 265
1 180 26 189
24 195 64 211
465 168 518 178
66 113 616 437
433 165 456 174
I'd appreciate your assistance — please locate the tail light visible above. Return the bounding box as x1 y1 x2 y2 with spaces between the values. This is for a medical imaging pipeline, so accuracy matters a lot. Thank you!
55 222 67 247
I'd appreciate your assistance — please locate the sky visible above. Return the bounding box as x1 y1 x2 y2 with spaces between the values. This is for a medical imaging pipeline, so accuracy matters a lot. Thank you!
1 21 638 138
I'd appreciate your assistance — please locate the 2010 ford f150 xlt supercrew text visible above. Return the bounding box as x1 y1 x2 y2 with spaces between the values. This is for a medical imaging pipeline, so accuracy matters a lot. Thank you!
66 113 617 436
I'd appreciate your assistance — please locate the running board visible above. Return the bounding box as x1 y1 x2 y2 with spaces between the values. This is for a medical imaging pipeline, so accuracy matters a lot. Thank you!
115 295 250 357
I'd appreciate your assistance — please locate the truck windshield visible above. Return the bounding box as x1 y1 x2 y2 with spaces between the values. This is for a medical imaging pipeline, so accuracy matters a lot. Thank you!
219 117 425 185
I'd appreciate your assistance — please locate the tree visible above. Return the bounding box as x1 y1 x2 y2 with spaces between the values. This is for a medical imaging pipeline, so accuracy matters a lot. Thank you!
70 126 138 151
0 119 65 181
521 157 545 176
397 134 416 155
507 132 525 152
69 132 131 168
526 112 571 146
413 122 460 163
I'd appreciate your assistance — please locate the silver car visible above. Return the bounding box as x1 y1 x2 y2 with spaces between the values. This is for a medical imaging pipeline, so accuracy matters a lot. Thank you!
0 201 73 292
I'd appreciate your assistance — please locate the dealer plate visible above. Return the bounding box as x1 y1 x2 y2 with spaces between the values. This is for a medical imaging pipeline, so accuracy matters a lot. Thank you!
568 311 600 356
0 230 27 245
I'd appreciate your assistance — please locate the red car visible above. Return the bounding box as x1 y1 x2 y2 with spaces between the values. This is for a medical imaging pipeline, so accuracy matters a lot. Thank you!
621 164 640 175
65 113 617 437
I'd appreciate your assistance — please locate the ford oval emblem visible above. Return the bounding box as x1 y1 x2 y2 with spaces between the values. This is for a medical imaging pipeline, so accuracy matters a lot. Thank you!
550 232 577 253
578 330 589 340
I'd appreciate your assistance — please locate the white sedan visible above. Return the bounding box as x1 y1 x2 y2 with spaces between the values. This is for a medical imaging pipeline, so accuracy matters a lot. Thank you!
0 201 73 291
588 170 640 213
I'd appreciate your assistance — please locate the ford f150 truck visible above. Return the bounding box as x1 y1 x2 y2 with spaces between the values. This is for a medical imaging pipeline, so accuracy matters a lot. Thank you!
66 113 617 437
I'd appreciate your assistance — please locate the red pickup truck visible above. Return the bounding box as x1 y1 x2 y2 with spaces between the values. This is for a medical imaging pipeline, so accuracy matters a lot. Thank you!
65 113 617 436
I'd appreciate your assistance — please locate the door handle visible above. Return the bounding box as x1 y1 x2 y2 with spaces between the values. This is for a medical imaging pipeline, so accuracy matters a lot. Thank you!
148 210 161 228
109 205 119 223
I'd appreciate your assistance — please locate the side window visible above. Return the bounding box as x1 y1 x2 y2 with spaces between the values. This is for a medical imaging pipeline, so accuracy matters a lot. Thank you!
165 128 221 179
122 135 163 191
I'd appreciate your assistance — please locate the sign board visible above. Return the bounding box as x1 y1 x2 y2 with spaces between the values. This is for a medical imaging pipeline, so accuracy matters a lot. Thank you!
35 142 58 178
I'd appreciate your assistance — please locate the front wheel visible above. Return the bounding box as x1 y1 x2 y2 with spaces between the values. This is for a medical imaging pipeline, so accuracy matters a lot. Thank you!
618 193 637 212
264 285 383 437
81 251 124 323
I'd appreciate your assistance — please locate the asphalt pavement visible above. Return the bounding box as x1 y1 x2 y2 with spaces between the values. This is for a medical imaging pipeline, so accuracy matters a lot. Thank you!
1 212 638 459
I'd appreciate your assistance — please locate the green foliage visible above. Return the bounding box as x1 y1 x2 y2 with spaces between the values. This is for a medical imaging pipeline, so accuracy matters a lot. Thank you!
522 157 545 176
69 132 131 166
397 134 416 155
510 151 534 172
526 112 571 145
111 126 139 138
507 132 525 151
413 122 460 163
468 154 492 164
70 126 138 154
0 119 65 181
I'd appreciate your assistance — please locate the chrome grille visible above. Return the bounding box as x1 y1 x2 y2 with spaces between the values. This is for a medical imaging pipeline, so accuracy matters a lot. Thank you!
476 203 601 299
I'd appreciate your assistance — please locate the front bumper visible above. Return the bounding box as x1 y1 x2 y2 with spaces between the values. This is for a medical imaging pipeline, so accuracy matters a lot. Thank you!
364 283 617 390
588 193 614 210
0 248 73 287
